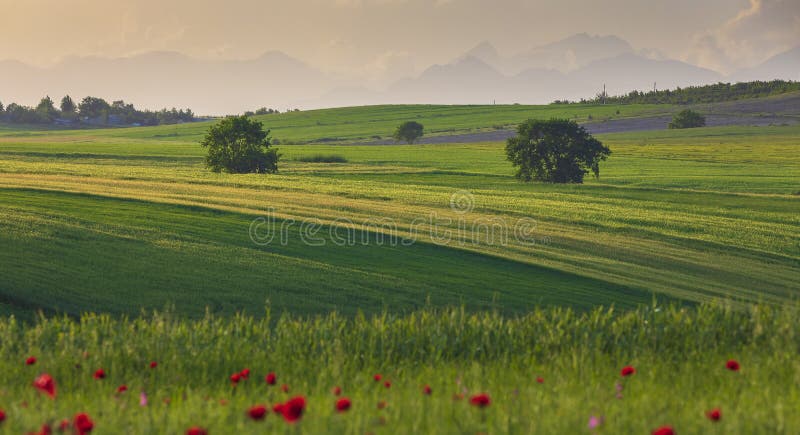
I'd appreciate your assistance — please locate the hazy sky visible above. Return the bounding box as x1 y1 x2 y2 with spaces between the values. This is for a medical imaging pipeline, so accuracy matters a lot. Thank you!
1 0 798 76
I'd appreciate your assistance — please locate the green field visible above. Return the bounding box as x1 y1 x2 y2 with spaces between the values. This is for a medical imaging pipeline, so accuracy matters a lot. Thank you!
0 103 799 434
0 105 798 318
0 304 797 434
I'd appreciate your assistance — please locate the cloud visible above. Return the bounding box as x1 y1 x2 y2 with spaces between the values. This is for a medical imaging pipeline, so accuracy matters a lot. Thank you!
687 0 800 73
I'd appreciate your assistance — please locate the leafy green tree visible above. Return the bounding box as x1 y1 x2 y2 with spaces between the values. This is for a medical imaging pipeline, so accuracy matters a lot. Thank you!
78 96 110 120
0 100 4 114
506 119 610 183
36 96 59 122
394 121 424 144
201 116 279 174
60 95 77 113
668 109 706 129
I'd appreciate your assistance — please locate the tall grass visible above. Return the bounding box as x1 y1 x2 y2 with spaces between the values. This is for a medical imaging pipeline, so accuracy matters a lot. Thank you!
0 303 797 433
295 154 348 163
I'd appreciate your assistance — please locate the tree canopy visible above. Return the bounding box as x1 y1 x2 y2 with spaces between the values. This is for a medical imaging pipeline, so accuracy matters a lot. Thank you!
668 109 706 129
201 116 279 174
505 119 610 183
394 121 424 144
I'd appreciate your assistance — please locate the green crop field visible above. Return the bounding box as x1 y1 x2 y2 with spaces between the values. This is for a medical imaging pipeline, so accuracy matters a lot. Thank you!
0 103 798 434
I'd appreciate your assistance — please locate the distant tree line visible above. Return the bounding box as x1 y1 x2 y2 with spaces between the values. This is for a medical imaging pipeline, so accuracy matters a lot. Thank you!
242 107 301 117
0 95 195 126
552 80 800 105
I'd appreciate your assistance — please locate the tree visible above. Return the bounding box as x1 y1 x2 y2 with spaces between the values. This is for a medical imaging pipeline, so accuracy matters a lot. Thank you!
36 96 59 122
668 109 706 129
505 119 610 183
0 100 4 114
201 116 279 174
60 95 77 113
394 121 424 144
78 96 110 120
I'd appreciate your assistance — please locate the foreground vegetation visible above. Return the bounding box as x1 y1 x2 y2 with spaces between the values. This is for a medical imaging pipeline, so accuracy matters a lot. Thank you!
0 303 797 434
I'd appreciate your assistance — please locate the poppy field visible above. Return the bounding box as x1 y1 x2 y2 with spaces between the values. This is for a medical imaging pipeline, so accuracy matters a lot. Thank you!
0 303 799 434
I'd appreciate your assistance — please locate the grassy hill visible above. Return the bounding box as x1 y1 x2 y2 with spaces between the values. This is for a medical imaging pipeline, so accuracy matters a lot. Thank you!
0 103 668 146
0 101 797 318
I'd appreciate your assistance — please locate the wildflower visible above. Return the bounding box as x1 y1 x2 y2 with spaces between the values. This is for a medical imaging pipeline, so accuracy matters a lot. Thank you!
281 384 289 393
230 373 241 384
116 385 128 394
272 403 284 414
186 427 208 435
726 360 740 372
336 398 352 413
26 356 37 366
265 372 277 385
73 413 94 435
0 409 5 423
139 391 148 407
620 366 635 377
247 404 267 421
384 381 391 389
651 426 675 435
536 377 544 384
33 374 56 398
240 368 250 379
280 396 306 423
93 369 106 380
332 386 342 396
588 415 604 429
149 361 158 369
706 408 722 422
423 385 432 395
57 419 70 432
469 393 491 408
377 401 387 409
373 374 382 382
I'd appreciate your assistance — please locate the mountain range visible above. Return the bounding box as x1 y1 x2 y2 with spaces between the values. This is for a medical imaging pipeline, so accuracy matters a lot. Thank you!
0 34 797 114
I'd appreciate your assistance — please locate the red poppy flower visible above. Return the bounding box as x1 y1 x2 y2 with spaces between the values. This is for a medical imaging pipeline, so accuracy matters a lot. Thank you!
536 377 544 384
651 426 675 435
335 397 352 413
423 385 432 395
280 396 306 423
469 393 491 408
332 386 342 396
116 385 128 394
272 403 284 414
706 408 722 422
93 369 106 380
186 427 208 435
281 384 289 393
230 373 241 384
26 356 37 366
31 423 52 435
240 368 250 379
0 409 5 423
73 413 94 435
149 361 158 369
620 366 636 377
247 404 267 421
384 381 391 389
33 374 56 398
726 360 740 371
265 372 276 385
373 374 382 382
57 419 70 432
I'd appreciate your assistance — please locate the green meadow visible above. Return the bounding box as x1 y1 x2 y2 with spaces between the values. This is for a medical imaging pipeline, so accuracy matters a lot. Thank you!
0 105 797 318
0 103 798 433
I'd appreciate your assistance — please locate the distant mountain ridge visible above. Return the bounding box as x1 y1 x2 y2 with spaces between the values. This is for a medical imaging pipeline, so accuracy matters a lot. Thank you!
0 35 797 113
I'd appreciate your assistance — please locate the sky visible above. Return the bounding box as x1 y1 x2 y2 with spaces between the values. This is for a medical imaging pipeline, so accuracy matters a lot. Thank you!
1 0 798 77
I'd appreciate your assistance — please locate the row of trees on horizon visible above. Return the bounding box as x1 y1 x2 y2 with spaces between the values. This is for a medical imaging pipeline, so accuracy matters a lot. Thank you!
553 80 800 105
0 95 196 127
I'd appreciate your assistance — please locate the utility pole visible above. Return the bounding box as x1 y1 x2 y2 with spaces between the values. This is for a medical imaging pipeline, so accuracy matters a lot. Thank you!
602 84 606 105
